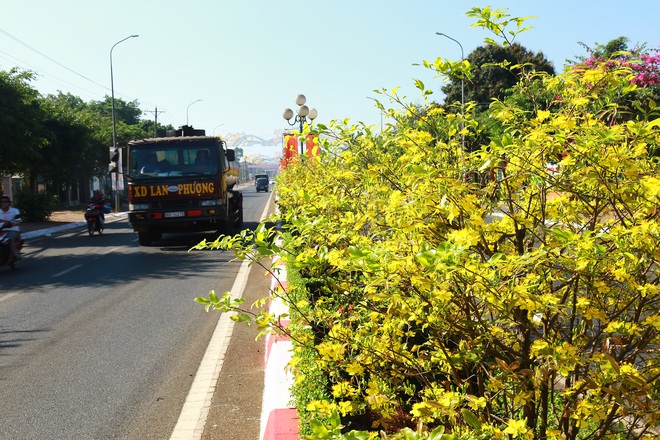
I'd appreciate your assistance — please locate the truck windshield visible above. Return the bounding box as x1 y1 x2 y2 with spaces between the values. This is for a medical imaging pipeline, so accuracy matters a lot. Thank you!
127 142 223 179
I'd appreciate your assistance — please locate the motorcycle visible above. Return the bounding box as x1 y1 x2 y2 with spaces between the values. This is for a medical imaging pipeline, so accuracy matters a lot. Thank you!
84 203 105 236
0 219 23 268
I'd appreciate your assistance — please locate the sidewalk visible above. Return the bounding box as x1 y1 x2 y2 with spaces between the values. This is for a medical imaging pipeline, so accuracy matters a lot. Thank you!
20 209 122 239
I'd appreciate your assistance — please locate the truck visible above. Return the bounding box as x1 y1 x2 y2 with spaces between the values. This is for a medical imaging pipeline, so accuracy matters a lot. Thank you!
125 126 243 246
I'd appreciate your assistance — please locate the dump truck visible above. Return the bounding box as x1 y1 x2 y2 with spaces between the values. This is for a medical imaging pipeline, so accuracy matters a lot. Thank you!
125 126 243 246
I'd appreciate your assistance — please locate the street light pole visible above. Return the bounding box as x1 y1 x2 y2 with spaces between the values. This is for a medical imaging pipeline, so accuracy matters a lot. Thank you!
436 32 465 158
282 94 318 155
110 34 138 212
186 99 202 126
212 124 225 136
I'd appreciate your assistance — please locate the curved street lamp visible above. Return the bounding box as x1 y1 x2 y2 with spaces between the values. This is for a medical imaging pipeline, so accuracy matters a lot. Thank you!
212 124 225 136
436 32 465 158
110 34 138 211
186 99 202 126
282 94 318 155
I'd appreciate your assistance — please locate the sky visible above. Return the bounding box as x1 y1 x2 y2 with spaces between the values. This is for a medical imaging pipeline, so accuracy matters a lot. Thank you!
2 1 659 158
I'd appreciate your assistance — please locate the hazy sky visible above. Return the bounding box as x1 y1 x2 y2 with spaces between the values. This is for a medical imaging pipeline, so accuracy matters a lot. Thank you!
2 1 659 157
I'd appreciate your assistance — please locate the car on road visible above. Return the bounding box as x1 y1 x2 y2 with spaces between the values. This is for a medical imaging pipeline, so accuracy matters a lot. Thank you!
256 177 269 192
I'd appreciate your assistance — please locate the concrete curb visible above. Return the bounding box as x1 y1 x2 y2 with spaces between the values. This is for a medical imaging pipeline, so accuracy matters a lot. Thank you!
260 253 299 440
21 212 128 239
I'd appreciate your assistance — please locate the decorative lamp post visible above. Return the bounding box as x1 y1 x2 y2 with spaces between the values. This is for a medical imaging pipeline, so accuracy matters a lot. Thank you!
282 94 318 155
436 32 465 157
186 99 202 126
110 34 138 212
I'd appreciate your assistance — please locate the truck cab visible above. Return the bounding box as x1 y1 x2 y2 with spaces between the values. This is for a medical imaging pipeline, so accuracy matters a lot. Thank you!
125 127 243 245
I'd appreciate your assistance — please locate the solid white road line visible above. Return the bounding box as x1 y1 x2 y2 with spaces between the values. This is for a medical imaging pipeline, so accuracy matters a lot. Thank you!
52 264 83 278
169 257 252 440
0 293 18 303
170 191 273 439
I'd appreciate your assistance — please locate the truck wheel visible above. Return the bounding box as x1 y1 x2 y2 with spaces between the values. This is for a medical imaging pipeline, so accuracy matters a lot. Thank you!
137 231 152 246
219 213 235 236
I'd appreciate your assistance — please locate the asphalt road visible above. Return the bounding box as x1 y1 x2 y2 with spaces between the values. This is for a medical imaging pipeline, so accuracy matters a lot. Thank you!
0 185 275 439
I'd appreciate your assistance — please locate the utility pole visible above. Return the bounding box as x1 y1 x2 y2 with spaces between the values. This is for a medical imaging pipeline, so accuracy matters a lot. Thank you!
144 106 165 137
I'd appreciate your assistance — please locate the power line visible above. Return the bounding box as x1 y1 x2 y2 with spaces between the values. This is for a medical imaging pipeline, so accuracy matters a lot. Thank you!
0 27 109 92
0 49 106 101
0 27 148 105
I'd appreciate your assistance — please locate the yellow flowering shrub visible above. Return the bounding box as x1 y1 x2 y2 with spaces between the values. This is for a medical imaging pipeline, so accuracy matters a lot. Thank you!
197 6 660 440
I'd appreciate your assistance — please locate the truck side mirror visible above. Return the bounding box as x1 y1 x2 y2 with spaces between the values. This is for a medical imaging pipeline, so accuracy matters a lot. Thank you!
225 149 236 162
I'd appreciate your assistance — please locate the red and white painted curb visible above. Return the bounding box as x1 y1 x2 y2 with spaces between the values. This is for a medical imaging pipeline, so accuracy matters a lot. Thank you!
260 253 300 440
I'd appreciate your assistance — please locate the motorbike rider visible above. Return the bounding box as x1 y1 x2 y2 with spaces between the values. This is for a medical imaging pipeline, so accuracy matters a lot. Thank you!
0 195 22 262
88 189 106 227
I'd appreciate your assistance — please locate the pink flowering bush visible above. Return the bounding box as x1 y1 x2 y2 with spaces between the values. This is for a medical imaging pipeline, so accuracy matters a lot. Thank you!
630 51 660 86
581 46 660 87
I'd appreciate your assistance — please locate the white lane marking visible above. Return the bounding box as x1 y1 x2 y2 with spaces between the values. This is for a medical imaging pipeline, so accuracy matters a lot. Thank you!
52 264 83 278
0 293 18 303
169 257 253 439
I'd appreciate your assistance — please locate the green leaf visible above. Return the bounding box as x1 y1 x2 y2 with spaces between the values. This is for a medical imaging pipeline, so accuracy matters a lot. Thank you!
461 408 482 430
347 246 366 258
307 419 331 438
478 158 492 172
548 227 575 244
411 164 427 174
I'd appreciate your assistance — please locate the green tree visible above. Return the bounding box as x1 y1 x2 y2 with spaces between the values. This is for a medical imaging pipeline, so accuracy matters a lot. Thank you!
87 96 144 148
38 93 104 194
138 119 174 138
572 36 630 63
0 68 45 176
431 12 555 155
441 42 555 109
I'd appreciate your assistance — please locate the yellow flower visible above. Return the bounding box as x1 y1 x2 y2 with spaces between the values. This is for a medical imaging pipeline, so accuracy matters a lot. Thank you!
644 315 660 331
337 401 355 416
536 110 551 121
503 418 529 438
346 362 364 376
317 342 345 361
306 399 335 416
332 381 357 398
467 395 487 410
530 339 549 357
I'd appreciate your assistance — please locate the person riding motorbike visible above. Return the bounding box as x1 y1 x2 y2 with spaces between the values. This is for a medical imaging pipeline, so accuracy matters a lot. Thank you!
87 189 106 228
0 195 23 262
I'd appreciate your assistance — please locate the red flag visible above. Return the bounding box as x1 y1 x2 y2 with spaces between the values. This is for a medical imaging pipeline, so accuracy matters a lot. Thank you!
305 134 319 157
282 133 298 168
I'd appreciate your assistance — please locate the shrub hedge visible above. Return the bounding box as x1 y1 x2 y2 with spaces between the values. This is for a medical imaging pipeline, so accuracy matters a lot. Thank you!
197 7 660 439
